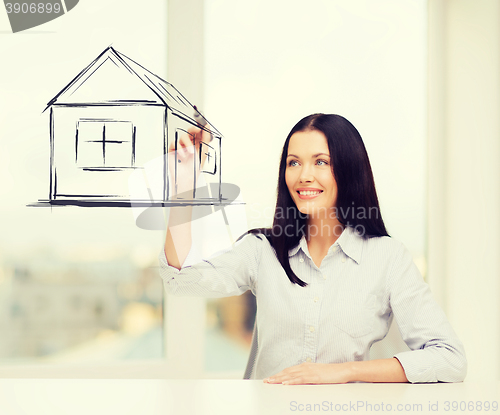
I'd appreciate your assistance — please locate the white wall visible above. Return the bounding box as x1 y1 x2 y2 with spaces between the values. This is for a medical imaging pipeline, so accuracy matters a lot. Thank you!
428 0 500 381
202 0 427 365
204 0 427 256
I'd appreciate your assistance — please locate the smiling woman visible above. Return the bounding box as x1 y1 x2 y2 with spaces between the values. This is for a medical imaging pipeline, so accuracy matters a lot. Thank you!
257 114 390 285
160 113 467 384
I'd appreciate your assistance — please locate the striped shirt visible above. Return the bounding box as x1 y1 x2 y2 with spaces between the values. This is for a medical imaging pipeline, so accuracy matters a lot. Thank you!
159 226 467 382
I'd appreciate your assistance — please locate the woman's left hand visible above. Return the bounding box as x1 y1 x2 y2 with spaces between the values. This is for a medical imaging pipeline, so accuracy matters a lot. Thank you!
263 362 352 385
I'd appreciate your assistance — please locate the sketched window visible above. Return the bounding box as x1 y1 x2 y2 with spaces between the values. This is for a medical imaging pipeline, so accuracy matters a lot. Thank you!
76 121 135 169
199 141 216 175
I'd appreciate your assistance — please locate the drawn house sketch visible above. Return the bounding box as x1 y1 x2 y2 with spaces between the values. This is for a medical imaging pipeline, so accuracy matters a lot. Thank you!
40 46 224 207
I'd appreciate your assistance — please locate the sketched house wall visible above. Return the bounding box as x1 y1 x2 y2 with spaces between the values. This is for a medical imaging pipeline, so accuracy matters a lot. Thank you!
44 47 222 207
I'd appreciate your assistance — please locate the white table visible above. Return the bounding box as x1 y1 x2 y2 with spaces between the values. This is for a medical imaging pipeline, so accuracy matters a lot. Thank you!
0 379 497 415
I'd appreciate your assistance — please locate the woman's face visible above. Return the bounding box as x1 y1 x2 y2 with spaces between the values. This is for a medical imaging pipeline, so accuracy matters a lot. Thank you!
285 129 338 217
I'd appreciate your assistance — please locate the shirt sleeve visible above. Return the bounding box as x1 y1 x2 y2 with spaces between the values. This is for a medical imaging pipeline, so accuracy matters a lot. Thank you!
159 233 262 298
388 244 467 383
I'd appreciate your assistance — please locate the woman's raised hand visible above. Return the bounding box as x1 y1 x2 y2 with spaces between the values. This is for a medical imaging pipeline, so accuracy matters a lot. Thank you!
168 125 212 197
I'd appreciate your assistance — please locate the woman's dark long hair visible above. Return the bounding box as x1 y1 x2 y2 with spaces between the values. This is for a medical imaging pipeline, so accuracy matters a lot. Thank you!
250 113 389 287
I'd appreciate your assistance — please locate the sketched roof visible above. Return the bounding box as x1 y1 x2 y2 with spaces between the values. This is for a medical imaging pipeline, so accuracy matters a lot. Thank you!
46 46 220 136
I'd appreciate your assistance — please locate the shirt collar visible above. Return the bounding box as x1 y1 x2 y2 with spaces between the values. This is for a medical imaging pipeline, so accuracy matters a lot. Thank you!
288 236 308 258
288 226 364 264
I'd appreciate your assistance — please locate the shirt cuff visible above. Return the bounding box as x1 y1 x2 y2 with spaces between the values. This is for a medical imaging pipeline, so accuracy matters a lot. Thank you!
158 243 202 282
394 350 437 383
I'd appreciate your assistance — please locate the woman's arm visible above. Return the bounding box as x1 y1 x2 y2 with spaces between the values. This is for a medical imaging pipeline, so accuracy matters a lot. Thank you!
160 124 260 298
160 231 262 298
264 358 407 385
388 244 467 383
349 358 408 382
164 207 193 270
164 126 211 270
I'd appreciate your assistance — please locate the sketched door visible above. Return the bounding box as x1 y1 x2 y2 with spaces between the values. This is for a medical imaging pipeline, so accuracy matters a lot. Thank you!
174 128 197 199
173 128 218 200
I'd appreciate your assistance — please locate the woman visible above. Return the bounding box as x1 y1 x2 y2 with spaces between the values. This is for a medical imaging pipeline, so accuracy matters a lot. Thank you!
161 114 467 384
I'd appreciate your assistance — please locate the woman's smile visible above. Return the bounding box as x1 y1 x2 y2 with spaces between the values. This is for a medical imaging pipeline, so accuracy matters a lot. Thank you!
296 188 324 199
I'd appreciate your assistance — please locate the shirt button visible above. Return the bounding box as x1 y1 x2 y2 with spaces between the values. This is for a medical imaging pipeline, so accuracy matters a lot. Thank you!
341 257 346 263
309 326 315 333
299 258 304 263
313 297 319 303
322 274 327 280
306 357 312 363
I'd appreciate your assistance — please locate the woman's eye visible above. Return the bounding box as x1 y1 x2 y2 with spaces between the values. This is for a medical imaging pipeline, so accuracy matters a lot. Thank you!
288 160 299 167
316 159 328 166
